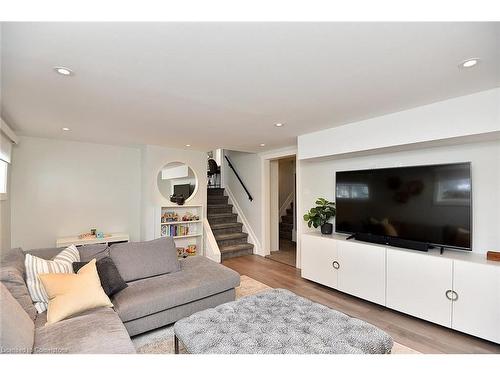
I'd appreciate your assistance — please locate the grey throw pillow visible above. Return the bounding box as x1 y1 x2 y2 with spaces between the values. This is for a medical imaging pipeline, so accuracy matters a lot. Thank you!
109 237 180 282
72 257 128 297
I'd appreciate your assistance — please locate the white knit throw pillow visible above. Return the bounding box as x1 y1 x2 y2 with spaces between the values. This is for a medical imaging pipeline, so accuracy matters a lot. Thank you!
25 245 80 313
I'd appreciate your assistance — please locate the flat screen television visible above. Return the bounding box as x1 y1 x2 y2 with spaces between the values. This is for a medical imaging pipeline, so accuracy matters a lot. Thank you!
173 183 193 198
335 162 472 251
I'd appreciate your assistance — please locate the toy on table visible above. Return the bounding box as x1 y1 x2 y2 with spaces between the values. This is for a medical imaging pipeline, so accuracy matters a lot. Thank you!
78 229 110 240
182 212 200 222
186 244 197 256
162 211 179 223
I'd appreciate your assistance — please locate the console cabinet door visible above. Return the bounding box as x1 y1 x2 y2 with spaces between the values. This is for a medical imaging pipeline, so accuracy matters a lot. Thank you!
452 261 500 343
337 241 386 305
386 248 452 327
301 235 338 289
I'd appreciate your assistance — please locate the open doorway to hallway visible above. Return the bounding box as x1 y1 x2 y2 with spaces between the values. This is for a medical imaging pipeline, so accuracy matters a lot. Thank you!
266 156 296 267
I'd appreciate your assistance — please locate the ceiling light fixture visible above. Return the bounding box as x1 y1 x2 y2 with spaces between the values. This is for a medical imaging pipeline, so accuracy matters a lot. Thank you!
62 127 70 131
53 66 74 76
260 143 266 147
185 144 191 147
459 59 480 69
274 123 284 127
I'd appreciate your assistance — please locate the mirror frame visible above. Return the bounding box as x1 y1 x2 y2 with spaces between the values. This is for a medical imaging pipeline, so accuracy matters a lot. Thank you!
157 161 199 203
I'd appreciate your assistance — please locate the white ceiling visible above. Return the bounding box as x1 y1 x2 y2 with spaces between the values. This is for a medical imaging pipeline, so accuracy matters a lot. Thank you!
1 22 499 152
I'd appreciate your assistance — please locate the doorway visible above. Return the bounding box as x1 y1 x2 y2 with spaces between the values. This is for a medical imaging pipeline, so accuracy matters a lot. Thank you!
266 156 296 267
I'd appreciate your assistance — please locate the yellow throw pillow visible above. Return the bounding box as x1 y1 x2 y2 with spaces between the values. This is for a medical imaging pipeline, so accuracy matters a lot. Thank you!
39 259 113 325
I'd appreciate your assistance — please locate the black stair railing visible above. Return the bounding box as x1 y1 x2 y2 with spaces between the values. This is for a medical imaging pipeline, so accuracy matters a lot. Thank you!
224 155 253 201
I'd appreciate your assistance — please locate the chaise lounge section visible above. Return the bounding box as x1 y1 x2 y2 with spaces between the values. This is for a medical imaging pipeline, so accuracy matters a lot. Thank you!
114 255 239 336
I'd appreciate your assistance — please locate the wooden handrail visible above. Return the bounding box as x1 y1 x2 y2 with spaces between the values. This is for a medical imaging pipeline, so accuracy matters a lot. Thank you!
224 155 253 201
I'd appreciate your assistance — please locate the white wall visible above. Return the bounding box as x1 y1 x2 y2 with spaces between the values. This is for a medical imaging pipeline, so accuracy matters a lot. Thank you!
223 150 263 243
300 140 500 254
140 144 207 242
298 88 500 160
297 88 500 264
8 137 207 250
0 167 11 251
11 137 141 249
0 26 7 252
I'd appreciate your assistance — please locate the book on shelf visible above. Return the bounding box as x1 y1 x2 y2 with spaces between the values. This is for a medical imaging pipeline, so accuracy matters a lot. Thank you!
161 223 197 237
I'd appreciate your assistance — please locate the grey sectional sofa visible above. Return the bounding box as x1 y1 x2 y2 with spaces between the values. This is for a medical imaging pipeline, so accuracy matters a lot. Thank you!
0 238 240 354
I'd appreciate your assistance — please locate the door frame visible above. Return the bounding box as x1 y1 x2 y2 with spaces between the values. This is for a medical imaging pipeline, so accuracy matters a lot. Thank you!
269 159 279 254
259 146 300 267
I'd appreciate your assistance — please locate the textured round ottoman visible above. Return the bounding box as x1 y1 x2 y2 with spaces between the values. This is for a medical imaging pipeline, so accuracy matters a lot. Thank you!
173 288 393 354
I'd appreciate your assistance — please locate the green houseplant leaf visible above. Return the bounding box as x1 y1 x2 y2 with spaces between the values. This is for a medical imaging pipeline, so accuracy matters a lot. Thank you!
303 198 336 230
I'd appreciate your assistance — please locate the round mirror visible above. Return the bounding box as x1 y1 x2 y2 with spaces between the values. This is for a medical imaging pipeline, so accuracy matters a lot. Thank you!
157 162 198 204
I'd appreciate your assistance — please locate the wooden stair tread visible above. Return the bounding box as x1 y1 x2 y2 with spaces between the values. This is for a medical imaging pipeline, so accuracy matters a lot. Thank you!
208 212 237 218
280 201 294 240
210 222 243 229
207 188 225 195
220 243 254 253
215 232 248 241
206 187 254 260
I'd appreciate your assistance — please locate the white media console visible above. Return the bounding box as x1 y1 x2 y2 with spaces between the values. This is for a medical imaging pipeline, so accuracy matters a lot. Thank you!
301 232 500 344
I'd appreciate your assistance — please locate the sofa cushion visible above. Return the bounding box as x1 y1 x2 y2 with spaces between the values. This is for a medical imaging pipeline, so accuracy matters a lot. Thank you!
33 307 135 354
34 311 48 329
25 244 109 262
0 248 37 321
1 247 26 276
39 259 113 325
73 257 128 296
78 244 110 262
112 256 240 323
110 237 180 282
0 283 35 354
24 247 62 260
25 245 80 313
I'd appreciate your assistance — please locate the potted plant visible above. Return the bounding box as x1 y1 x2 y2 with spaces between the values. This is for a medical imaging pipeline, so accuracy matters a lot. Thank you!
303 198 336 235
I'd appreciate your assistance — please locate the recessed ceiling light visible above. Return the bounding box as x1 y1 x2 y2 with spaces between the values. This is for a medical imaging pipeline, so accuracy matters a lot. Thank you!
62 127 70 131
260 143 266 147
459 59 480 69
53 66 74 76
185 144 191 147
274 123 284 127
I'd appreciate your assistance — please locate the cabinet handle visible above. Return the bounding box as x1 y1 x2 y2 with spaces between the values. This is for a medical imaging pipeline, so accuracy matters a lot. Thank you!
445 290 459 301
332 261 340 270
444 289 453 301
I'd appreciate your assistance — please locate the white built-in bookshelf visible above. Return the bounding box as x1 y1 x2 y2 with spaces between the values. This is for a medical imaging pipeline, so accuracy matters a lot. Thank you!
155 205 203 258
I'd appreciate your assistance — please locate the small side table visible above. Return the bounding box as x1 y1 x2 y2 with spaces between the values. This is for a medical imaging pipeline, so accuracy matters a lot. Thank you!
56 232 129 248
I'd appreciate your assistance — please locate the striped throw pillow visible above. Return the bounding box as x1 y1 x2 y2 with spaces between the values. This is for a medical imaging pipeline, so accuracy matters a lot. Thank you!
25 245 80 313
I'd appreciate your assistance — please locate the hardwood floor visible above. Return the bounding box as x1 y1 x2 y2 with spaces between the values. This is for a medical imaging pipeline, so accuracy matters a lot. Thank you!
265 239 296 267
223 254 500 354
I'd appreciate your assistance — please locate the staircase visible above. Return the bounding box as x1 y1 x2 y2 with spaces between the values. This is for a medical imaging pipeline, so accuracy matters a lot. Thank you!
279 202 294 240
207 188 254 261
